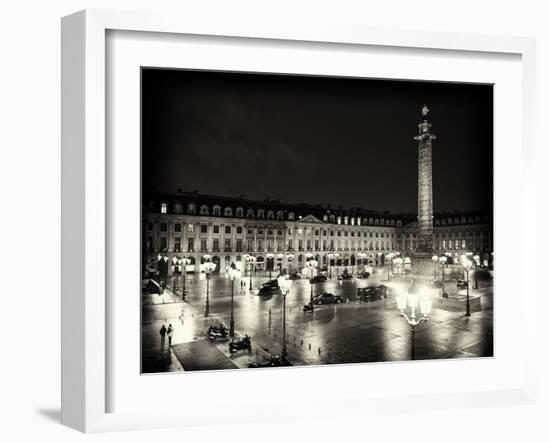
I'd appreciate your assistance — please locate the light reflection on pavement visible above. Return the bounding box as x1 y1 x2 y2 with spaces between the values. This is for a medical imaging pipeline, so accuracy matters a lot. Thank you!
142 271 493 373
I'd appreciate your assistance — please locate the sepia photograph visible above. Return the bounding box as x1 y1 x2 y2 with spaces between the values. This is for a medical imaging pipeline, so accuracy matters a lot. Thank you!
140 68 494 374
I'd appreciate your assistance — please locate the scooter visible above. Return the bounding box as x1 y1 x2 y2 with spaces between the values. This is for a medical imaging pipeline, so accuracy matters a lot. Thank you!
229 335 252 353
207 324 229 341
248 354 293 368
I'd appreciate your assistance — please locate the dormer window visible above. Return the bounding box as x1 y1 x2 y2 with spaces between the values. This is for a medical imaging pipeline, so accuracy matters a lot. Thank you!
200 205 209 215
187 203 196 215
257 209 265 219
247 208 255 218
213 205 221 216
267 210 274 219
224 207 233 216
160 202 167 214
288 212 295 221
276 210 284 220
236 207 244 217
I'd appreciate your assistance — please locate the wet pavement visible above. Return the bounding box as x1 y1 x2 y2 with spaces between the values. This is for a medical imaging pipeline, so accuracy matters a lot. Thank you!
142 270 493 373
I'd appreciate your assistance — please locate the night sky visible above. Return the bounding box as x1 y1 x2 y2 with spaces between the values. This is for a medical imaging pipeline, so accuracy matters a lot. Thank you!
142 69 493 214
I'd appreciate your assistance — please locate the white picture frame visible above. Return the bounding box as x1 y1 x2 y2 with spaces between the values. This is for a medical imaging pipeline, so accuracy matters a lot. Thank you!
61 9 537 433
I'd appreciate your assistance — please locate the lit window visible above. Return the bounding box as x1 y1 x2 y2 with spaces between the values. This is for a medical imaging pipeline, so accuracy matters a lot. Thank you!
188 224 194 233
161 202 167 214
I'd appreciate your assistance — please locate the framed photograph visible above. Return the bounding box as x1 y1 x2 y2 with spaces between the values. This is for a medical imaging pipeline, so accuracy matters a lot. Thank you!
62 9 537 432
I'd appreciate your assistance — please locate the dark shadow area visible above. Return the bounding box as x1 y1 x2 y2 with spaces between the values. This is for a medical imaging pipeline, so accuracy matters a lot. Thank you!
34 407 61 423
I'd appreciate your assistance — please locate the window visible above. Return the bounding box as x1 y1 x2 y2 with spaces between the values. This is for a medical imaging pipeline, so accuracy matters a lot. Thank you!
337 216 342 225
344 216 348 225
315 230 319 236
330 230 334 236
276 210 284 220
187 203 196 214
306 228 311 236
307 240 312 250
462 239 466 249
247 208 255 218
237 226 242 234
288 212 295 220
288 239 293 250
315 240 319 250
213 239 220 252
188 223 194 233
455 240 460 249
258 240 263 250
225 226 231 234
213 225 219 234
174 223 181 233
200 225 207 233
268 229 273 235
236 207 244 217
247 239 253 251
200 239 207 252
213 206 221 216
200 205 209 215
298 240 303 250
257 209 265 219
267 210 274 219
288 228 293 235
297 228 303 235
224 207 233 216
160 237 167 251
161 202 167 214
277 230 282 235
236 239 243 252
344 231 348 237
187 238 194 252
442 240 446 249
330 215 335 223
225 239 231 251
323 215 328 222
351 231 354 237
160 223 167 232
258 229 264 235
337 231 341 237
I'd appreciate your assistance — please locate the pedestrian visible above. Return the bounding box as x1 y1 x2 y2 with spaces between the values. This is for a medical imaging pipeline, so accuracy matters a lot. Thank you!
159 324 167 352
167 324 174 347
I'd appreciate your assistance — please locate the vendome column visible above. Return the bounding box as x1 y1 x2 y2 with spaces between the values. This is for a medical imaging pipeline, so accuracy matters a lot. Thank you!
413 105 436 267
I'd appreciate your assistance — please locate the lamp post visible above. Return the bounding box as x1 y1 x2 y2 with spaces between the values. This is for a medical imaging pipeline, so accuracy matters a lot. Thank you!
227 262 240 338
473 254 480 289
439 256 447 282
431 255 438 280
181 257 190 294
327 252 334 279
396 279 433 360
286 253 294 275
277 274 292 359
460 254 473 317
157 254 169 289
202 254 215 317
266 253 274 279
306 257 318 309
245 254 256 291
277 253 284 275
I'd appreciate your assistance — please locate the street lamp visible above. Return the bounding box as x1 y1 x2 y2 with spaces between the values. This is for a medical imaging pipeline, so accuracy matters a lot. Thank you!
431 255 438 280
306 258 318 309
277 274 292 359
473 254 480 289
245 254 256 291
438 255 447 282
396 279 433 360
202 254 215 317
277 253 284 275
181 257 191 295
266 253 274 279
286 253 294 275
227 262 240 338
460 254 473 317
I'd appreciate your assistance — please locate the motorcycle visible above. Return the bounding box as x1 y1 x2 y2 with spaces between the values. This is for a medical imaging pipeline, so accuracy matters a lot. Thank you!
207 324 229 341
229 335 252 353
248 355 292 368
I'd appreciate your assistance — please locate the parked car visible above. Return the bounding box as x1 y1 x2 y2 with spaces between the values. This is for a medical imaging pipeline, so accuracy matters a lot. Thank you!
357 285 392 302
310 275 328 283
257 281 281 295
356 271 371 279
312 292 344 305
456 279 469 289
338 272 353 280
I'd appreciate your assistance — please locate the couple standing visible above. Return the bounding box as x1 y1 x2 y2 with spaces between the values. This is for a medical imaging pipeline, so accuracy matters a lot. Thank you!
159 324 173 354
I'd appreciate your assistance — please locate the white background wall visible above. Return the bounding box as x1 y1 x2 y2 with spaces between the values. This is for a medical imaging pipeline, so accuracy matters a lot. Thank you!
0 1 548 440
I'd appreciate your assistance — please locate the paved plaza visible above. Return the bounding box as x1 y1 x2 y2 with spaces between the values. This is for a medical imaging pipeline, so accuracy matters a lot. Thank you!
142 269 493 373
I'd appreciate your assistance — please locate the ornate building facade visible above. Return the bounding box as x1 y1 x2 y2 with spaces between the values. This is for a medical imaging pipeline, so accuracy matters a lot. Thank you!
142 191 493 275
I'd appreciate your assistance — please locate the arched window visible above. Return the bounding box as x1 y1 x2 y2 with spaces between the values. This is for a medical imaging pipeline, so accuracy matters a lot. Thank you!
397 220 402 227
187 203 196 215
288 212 295 221
357 218 361 226
257 209 265 219
351 217 355 226
323 214 328 222
390 220 395 226
247 208 255 218
374 219 379 226
173 202 183 214
213 205 221 216
267 210 274 219
329 215 335 223
236 207 244 217
337 216 342 225
224 207 233 217
200 205 209 215
368 218 373 225
276 210 284 220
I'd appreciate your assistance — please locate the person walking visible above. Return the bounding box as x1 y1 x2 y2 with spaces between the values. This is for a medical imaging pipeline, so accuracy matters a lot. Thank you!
159 324 167 353
167 324 174 347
